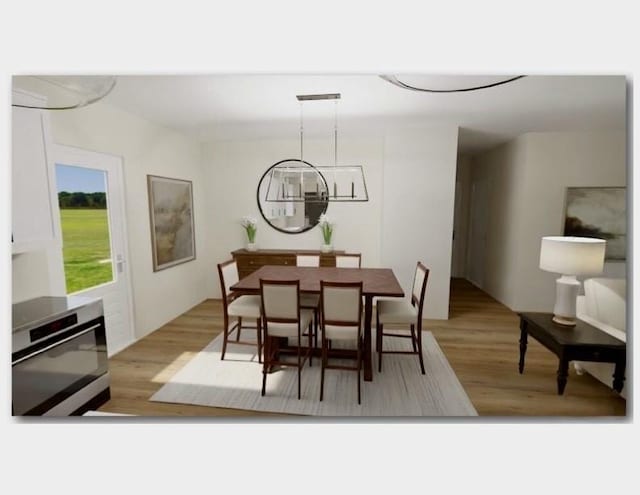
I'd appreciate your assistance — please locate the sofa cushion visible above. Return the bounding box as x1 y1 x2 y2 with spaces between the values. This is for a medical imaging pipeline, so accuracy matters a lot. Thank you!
583 278 626 332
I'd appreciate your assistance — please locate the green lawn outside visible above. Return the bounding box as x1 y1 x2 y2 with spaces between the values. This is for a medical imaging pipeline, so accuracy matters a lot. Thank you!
60 208 113 294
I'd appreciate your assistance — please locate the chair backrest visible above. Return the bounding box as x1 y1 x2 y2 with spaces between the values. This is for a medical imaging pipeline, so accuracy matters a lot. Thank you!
260 279 300 323
410 262 430 317
321 281 363 326
296 254 320 267
335 253 362 268
217 259 239 302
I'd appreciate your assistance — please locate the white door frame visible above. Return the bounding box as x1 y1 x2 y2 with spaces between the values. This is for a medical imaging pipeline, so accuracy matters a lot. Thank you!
52 144 136 353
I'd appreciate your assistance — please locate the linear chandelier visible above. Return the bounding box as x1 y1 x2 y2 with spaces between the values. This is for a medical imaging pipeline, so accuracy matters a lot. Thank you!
263 93 369 203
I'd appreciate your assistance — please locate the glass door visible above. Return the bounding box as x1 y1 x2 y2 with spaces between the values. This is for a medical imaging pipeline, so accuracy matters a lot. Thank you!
52 145 134 356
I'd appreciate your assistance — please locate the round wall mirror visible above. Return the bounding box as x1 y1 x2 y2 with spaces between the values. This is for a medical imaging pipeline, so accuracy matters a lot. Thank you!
257 159 329 234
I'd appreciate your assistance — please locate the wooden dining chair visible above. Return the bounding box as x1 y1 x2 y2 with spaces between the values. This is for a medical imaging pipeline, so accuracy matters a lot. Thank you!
260 279 314 399
320 281 364 404
335 253 362 268
296 254 320 267
376 261 430 374
217 259 263 363
295 254 321 347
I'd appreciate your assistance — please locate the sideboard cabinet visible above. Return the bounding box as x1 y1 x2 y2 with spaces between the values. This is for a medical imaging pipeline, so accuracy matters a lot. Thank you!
231 249 345 280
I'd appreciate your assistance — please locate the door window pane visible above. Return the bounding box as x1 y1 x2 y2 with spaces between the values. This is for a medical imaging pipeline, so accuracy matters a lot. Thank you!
56 164 113 293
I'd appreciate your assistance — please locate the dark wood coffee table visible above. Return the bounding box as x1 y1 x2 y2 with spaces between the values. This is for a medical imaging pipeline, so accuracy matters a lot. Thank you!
518 312 626 395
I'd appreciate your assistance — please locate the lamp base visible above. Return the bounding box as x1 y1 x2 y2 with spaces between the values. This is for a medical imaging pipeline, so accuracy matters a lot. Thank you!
552 275 580 328
552 315 577 327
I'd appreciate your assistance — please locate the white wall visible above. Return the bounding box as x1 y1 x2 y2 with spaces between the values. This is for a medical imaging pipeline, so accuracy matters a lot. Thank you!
45 103 208 339
382 127 459 319
452 154 472 278
204 125 459 320
470 136 530 308
204 135 384 296
470 130 626 312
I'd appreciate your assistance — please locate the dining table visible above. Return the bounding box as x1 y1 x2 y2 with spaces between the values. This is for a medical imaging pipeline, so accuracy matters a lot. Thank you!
229 265 405 381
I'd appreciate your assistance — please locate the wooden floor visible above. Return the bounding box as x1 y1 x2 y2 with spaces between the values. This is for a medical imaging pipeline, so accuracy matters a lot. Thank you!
98 278 626 417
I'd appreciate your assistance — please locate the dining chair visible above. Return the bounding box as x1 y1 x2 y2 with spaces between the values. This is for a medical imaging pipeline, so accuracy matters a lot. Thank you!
260 279 314 399
296 254 321 347
217 259 263 363
296 254 320 267
376 261 430 374
320 281 364 404
335 253 362 268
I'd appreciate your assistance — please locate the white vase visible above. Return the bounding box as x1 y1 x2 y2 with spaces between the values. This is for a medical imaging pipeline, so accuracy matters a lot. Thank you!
321 243 332 253
246 242 257 251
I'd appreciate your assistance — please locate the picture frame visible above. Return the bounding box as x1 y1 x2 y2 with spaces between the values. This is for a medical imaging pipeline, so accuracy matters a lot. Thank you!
147 175 196 271
563 186 626 261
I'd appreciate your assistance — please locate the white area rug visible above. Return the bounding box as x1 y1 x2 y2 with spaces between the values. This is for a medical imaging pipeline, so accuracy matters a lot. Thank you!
150 332 477 417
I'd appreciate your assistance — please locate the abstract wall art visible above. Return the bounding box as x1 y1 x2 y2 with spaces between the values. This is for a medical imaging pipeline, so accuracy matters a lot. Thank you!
147 175 196 271
563 186 626 261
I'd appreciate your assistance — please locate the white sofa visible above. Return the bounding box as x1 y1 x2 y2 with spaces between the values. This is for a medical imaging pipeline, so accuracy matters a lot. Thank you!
575 277 627 398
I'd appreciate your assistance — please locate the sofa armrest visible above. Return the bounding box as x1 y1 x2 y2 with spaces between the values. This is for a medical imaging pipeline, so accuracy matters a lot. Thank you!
576 295 586 316
576 312 626 343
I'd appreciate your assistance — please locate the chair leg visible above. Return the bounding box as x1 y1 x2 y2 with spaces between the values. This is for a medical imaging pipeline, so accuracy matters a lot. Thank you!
256 317 263 364
297 341 302 400
236 317 242 341
320 337 327 402
261 336 269 396
308 321 313 367
410 324 418 352
377 322 383 372
357 337 362 405
221 314 229 361
417 326 426 375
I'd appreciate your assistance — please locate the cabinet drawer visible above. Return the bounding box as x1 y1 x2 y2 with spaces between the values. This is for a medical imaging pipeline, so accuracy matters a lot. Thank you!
243 256 270 267
269 255 296 266
569 347 622 363
231 249 346 277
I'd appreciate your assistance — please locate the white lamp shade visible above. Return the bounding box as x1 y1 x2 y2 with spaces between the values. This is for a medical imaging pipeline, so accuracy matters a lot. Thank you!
539 236 606 275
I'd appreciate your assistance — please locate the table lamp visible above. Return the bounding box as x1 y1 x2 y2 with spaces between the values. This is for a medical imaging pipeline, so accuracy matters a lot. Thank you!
539 236 606 326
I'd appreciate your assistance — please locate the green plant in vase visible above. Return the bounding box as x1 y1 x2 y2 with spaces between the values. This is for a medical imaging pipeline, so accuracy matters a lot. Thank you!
241 216 258 250
318 214 334 252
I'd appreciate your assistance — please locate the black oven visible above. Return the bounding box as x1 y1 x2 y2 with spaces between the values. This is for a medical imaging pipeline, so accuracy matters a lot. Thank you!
12 296 111 416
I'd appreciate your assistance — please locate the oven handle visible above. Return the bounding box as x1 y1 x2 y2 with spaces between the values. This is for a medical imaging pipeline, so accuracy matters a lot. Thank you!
12 325 101 366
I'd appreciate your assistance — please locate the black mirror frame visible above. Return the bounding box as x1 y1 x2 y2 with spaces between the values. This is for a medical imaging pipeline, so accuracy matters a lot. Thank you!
256 159 329 235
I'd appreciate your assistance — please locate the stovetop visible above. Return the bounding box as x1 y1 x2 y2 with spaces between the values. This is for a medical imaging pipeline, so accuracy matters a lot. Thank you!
12 295 100 334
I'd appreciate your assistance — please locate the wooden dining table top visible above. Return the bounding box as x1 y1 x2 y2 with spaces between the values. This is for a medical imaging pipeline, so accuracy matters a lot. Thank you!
230 265 405 298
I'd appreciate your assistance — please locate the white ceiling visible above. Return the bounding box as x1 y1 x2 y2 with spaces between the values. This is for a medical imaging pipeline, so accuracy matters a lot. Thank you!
101 74 626 154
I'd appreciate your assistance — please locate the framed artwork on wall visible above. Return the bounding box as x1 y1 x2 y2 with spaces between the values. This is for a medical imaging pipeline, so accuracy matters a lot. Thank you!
563 186 626 261
147 175 196 271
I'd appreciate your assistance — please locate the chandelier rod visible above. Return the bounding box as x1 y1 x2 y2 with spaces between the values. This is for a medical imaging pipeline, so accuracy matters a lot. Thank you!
299 101 304 161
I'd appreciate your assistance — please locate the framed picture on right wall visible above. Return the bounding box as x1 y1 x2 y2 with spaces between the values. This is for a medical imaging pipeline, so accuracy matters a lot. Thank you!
563 186 626 261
